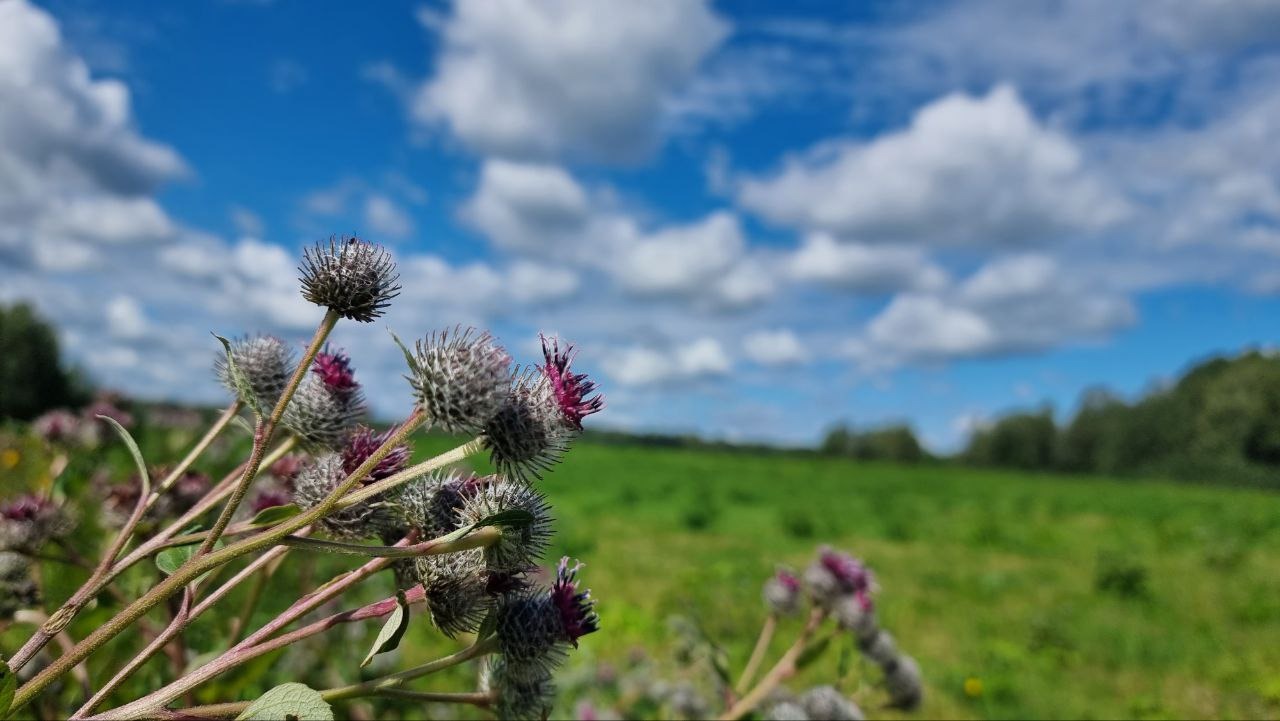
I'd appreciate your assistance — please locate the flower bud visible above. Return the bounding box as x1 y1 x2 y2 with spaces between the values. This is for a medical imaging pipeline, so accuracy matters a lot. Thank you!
31 409 80 444
798 686 864 721
763 567 802 616
490 656 555 721
292 453 391 539
0 551 39 621
884 654 923 710
392 471 486 539
457 477 553 572
299 236 400 322
215 335 293 411
415 547 490 637
764 701 810 721
804 546 874 610
408 327 511 434
859 628 898 666
495 558 598 672
0 495 73 552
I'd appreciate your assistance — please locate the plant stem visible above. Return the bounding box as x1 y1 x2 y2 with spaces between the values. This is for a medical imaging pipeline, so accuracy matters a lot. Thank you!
278 526 500 557
197 309 338 557
161 642 494 720
735 614 777 694
225 549 287 644
12 412 443 715
145 401 241 512
719 609 826 721
332 436 485 511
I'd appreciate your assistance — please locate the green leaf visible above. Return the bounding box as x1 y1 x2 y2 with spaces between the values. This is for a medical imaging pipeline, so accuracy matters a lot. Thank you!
476 610 498 641
235 683 334 721
795 634 833 672
474 509 535 529
387 328 418 374
435 521 479 545
214 333 263 417
360 591 410 668
249 504 301 527
155 541 222 585
0 656 16 720
97 415 150 498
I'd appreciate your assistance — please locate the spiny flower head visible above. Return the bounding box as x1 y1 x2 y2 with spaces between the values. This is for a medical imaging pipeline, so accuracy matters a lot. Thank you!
539 335 604 431
806 546 874 612
408 327 511 434
312 346 357 390
299 236 400 322
494 559 598 673
292 454 391 539
489 657 555 721
483 369 568 483
884 655 924 710
341 425 411 482
281 350 365 450
392 471 487 539
457 478 553 572
215 335 294 411
415 547 491 637
763 567 803 616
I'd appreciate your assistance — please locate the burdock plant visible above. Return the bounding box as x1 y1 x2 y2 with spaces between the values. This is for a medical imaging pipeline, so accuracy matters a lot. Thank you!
0 235 603 720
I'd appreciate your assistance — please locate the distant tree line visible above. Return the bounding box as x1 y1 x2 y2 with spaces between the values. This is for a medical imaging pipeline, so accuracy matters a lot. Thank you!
819 423 930 464
962 351 1280 486
0 302 89 420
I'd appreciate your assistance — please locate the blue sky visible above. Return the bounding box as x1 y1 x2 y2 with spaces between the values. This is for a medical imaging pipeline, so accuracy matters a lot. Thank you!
3 0 1280 450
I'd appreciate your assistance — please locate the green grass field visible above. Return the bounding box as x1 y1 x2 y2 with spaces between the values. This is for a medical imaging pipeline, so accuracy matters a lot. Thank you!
471 440 1280 720
5 430 1280 719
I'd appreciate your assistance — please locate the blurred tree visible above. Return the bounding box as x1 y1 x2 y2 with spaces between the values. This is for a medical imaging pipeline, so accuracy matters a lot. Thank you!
820 423 928 463
0 302 89 420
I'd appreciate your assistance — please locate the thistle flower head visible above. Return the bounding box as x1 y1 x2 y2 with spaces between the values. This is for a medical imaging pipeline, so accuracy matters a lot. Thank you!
457 478 553 572
539 335 604 431
764 701 810 721
483 369 568 482
292 454 390 539
415 547 491 637
312 346 357 391
884 654 924 710
85 396 134 429
408 327 511 434
495 593 567 670
215 335 294 411
859 628 899 667
806 546 874 611
763 566 803 616
490 657 556 721
299 236 400 322
798 686 865 721
32 409 80 443
0 551 39 621
0 495 72 552
268 454 304 486
341 425 411 482
281 355 365 450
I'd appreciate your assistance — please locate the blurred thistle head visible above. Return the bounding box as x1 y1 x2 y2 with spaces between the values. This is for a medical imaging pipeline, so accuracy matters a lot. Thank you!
341 424 411 482
250 488 291 514
763 701 810 721
215 335 293 411
0 551 39 621
490 656 556 721
408 327 511 434
539 335 604 431
858 628 899 667
763 566 803 617
483 369 568 482
292 453 390 539
31 409 80 444
0 495 73 552
798 686 864 721
805 546 874 611
883 654 924 710
415 547 491 637
281 348 365 450
85 394 134 429
457 477 553 572
299 235 400 322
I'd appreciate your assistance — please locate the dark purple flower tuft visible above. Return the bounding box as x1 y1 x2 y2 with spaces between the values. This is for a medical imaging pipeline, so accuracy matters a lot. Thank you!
251 488 292 514
539 336 603 430
269 454 304 487
312 346 358 391
32 409 79 443
551 557 599 647
342 425 411 482
0 495 54 523
777 568 801 592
